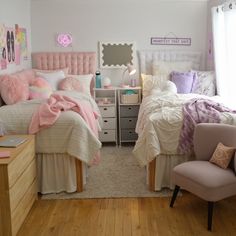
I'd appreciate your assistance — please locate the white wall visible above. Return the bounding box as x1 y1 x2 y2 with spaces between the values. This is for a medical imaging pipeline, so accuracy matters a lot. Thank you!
31 0 208 86
0 0 31 74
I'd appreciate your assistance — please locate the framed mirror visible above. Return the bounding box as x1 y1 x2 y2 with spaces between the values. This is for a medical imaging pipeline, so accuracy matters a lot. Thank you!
99 41 136 68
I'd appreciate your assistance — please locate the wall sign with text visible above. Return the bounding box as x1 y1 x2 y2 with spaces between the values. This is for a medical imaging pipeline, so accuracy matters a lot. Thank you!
151 37 191 46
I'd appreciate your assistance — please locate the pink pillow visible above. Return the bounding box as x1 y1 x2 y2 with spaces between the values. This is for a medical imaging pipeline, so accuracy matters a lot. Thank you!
0 74 29 105
59 77 85 93
29 77 52 99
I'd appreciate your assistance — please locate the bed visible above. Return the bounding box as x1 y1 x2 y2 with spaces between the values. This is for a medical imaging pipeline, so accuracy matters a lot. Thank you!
133 50 236 191
0 52 101 194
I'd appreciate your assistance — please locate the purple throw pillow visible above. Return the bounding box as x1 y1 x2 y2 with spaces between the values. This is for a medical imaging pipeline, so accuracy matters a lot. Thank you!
170 71 196 94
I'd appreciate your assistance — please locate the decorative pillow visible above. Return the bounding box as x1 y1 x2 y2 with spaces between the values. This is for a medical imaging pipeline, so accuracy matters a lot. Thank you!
0 74 29 105
209 142 235 169
29 77 52 99
141 73 166 97
60 74 93 96
36 70 66 91
170 71 196 94
191 70 216 96
152 60 193 80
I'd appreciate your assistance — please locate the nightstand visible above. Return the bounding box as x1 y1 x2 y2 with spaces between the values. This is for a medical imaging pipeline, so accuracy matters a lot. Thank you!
94 88 117 145
117 87 141 145
0 135 37 236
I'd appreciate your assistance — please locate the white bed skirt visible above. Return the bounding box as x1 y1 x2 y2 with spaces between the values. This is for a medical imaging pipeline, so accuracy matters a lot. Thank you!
148 154 193 191
36 153 87 194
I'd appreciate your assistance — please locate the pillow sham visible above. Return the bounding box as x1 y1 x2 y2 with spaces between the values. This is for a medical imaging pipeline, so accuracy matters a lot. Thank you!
170 71 196 94
0 74 29 105
36 70 66 91
33 67 69 76
152 60 193 80
29 77 52 99
209 142 235 169
191 70 216 96
60 74 93 96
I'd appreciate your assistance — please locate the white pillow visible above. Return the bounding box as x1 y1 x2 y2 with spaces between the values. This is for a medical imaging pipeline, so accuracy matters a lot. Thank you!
141 73 168 97
65 74 93 96
152 60 193 80
36 70 66 91
191 70 216 96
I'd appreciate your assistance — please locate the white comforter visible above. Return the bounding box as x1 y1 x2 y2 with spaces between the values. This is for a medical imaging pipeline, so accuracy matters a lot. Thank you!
133 92 236 166
0 91 102 164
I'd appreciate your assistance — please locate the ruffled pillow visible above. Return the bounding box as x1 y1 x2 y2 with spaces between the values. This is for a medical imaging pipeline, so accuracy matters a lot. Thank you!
59 77 85 92
0 74 29 105
59 74 93 96
29 77 52 99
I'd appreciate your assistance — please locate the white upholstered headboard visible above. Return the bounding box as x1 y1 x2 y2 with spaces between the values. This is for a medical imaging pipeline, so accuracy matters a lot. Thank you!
138 50 202 74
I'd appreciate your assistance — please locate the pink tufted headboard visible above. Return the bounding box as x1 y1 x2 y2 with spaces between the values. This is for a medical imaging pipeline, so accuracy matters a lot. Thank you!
32 52 96 94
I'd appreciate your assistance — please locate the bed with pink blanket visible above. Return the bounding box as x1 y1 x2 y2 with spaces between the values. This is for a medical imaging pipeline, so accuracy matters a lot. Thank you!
0 52 101 194
133 50 236 191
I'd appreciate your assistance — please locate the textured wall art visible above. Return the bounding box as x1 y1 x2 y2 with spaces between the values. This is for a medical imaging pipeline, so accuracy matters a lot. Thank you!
0 23 7 70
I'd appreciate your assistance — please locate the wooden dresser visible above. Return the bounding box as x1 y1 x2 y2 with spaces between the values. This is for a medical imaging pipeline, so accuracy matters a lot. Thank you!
0 135 37 236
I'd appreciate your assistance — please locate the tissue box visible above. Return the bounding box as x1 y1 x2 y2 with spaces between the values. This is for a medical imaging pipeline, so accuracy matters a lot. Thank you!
121 94 139 104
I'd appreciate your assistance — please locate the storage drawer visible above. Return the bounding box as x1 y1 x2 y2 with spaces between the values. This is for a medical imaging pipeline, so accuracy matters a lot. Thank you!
102 118 116 129
120 117 137 129
120 105 139 117
99 129 116 142
9 159 36 213
99 106 116 117
8 138 35 188
121 129 138 141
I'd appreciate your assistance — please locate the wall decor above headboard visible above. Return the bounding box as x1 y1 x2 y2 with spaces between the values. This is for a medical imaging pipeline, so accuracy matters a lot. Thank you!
99 41 135 68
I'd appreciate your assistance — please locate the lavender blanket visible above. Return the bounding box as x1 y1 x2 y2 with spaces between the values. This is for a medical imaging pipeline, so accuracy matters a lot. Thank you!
179 98 235 154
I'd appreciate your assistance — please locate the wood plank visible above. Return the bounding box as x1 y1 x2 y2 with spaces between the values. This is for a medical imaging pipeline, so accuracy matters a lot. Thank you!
75 158 83 192
17 195 236 236
148 158 156 191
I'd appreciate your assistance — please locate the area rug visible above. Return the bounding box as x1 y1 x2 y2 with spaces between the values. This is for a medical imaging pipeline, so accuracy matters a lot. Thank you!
42 146 174 199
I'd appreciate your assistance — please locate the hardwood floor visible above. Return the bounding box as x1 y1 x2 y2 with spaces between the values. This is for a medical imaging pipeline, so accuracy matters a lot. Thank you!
18 193 236 236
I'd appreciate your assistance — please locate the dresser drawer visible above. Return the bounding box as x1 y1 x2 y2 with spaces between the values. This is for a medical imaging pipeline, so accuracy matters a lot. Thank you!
11 180 37 236
121 129 138 141
9 159 36 213
8 138 35 188
99 106 116 117
120 105 139 117
102 118 116 129
120 117 137 129
99 130 116 142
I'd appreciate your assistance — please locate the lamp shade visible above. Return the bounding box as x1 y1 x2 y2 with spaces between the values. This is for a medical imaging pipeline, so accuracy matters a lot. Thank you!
127 63 136 75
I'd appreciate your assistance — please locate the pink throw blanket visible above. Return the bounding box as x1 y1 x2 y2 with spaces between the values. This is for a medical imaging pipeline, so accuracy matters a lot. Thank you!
29 94 100 164
178 98 235 154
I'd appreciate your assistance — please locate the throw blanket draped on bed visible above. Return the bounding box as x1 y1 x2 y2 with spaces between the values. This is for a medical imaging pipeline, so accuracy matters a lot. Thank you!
179 98 236 154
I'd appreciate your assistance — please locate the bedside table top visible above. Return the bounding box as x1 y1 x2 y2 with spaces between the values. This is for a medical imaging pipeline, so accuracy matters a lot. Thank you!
0 135 35 165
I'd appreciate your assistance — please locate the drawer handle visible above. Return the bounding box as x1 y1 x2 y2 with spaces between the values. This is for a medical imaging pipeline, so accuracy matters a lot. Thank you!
129 119 132 122
128 107 132 110
104 120 108 123
104 132 108 134
129 131 132 134
103 108 107 111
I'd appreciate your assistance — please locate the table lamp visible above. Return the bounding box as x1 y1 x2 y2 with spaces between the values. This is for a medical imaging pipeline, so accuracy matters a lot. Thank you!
121 63 136 87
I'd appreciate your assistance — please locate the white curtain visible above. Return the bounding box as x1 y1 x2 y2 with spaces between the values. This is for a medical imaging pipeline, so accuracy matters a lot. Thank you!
212 3 236 109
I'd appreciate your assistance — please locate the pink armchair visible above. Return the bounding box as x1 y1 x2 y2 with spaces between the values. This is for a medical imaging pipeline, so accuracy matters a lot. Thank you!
170 123 236 231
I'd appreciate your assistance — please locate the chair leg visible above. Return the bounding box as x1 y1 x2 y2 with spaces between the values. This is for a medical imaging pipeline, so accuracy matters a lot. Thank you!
170 185 180 208
207 201 214 231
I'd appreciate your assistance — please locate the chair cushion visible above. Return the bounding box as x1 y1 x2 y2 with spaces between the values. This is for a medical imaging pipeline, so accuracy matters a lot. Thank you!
209 142 235 169
172 161 236 201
